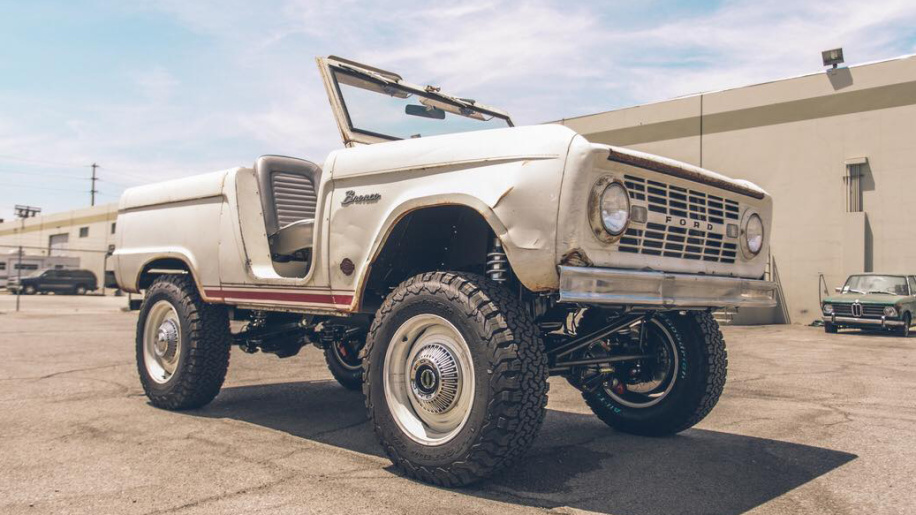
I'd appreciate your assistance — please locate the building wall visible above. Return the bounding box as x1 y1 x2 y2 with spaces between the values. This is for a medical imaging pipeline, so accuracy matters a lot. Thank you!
559 55 916 324
0 203 118 289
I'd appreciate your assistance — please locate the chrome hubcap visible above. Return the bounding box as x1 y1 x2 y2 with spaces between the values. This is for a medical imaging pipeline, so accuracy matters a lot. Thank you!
409 343 460 414
384 314 475 446
155 319 179 360
143 301 181 384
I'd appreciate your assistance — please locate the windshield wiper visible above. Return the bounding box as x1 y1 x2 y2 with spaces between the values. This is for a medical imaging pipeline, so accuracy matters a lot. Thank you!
867 290 895 295
847 289 866 294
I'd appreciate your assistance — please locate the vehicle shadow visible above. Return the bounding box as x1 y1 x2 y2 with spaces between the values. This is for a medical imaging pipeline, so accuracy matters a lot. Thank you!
194 380 856 515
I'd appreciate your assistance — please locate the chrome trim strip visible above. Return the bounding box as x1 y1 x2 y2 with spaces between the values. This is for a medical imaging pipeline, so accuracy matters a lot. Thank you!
558 266 777 308
823 315 905 327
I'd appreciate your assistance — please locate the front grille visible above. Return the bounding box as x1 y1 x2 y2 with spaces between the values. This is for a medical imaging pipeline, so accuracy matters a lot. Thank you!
619 224 738 263
832 303 886 318
619 174 740 264
624 175 740 225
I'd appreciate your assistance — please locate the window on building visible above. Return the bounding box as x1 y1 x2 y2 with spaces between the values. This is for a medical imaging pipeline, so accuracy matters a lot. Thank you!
110 222 116 234
14 264 38 271
79 227 89 238
0 262 6 271
844 158 867 213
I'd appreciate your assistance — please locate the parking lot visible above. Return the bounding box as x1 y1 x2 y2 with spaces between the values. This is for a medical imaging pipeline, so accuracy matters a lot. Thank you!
0 293 913 515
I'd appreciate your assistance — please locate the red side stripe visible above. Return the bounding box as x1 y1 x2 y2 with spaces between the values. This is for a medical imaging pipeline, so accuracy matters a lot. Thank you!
205 289 352 305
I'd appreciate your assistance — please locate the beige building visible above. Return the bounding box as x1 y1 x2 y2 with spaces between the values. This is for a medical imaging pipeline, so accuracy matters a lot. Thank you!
0 203 118 289
559 54 916 324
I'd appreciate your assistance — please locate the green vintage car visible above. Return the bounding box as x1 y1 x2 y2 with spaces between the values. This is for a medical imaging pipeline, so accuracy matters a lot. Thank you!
822 274 916 337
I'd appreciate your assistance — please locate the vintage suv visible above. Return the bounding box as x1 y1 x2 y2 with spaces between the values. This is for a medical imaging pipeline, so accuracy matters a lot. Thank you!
113 56 776 486
822 274 916 336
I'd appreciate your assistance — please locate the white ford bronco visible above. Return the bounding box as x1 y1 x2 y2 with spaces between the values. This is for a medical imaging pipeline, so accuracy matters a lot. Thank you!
114 56 776 486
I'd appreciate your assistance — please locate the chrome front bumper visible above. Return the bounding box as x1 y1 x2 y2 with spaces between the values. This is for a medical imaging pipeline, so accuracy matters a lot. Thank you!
558 266 777 308
822 315 905 327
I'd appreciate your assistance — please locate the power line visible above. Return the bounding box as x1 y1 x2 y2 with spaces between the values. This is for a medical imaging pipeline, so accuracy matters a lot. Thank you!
0 154 88 169
0 182 88 192
0 168 90 180
0 154 153 183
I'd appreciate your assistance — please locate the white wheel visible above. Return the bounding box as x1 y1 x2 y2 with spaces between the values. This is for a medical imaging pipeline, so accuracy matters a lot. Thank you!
136 275 230 410
363 272 548 487
383 314 475 445
142 300 182 384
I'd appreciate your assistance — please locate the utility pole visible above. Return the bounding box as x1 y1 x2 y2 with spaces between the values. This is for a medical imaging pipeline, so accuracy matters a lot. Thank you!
15 241 22 312
13 205 41 312
90 163 99 206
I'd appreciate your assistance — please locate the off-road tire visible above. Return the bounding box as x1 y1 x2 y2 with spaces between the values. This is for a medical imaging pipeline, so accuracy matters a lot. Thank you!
363 271 548 487
582 311 727 436
324 342 363 391
825 322 838 334
136 275 231 410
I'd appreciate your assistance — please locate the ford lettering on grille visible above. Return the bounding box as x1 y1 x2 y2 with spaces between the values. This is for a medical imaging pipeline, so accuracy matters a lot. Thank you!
619 174 740 264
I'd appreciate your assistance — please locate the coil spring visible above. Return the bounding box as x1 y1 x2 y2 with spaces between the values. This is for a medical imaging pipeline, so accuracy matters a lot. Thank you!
486 238 508 282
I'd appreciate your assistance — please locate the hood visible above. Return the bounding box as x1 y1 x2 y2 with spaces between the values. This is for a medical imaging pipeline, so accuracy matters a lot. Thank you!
602 145 768 200
823 293 907 305
329 124 580 179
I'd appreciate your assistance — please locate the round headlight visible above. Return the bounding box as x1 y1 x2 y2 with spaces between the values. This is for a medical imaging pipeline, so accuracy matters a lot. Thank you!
884 306 898 317
745 214 764 255
600 182 630 236
823 304 834 315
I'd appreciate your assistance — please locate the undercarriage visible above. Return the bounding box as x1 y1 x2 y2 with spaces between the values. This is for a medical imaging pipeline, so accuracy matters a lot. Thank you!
228 300 699 402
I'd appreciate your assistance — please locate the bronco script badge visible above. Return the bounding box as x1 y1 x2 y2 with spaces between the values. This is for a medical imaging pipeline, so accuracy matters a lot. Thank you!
341 190 381 206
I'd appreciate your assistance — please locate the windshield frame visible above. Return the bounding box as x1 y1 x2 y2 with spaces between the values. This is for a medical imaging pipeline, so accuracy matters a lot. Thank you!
843 274 910 296
317 56 513 147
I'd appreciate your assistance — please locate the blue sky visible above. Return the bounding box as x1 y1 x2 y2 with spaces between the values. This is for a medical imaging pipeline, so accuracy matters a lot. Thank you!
2 0 916 220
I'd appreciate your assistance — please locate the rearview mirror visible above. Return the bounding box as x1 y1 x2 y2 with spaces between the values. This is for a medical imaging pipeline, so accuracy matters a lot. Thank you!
405 104 445 120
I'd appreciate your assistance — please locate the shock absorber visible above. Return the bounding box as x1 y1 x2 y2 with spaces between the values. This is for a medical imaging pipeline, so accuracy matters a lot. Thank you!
487 237 508 282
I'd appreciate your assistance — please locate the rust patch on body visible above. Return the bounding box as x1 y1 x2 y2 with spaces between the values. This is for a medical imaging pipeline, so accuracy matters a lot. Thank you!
560 248 593 267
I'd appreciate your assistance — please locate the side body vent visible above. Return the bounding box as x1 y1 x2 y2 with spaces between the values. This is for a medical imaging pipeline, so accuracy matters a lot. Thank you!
271 171 317 228
254 155 322 237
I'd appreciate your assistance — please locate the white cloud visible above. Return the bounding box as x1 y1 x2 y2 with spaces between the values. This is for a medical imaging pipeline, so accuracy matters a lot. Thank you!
134 66 180 103
3 0 916 219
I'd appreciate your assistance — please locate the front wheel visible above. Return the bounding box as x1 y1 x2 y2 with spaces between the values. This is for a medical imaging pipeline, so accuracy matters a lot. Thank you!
136 275 231 410
581 311 727 436
74 284 87 295
23 285 36 295
899 313 911 338
363 272 548 487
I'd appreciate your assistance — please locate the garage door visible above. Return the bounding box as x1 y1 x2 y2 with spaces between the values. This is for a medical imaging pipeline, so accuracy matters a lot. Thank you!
49 233 69 255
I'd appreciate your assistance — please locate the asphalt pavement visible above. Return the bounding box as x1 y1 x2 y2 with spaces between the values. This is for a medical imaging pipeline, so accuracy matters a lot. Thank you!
1 293 913 514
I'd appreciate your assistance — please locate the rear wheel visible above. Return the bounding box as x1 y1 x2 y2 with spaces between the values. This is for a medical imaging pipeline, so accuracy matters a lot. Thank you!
136 275 231 410
579 311 727 436
363 272 548 487
324 339 364 390
74 284 87 295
